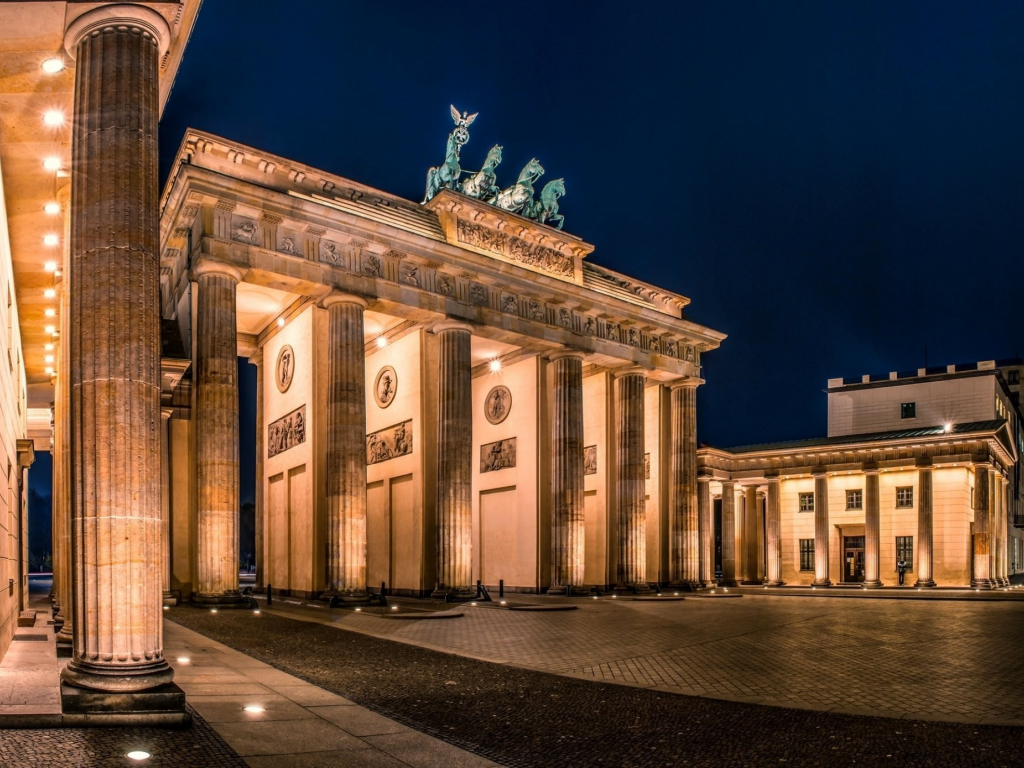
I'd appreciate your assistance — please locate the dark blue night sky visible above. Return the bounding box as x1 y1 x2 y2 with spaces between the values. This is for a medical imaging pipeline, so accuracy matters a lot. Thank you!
152 0 1024 487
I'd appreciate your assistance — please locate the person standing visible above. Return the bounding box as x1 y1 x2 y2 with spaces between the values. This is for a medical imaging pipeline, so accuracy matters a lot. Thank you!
897 557 907 586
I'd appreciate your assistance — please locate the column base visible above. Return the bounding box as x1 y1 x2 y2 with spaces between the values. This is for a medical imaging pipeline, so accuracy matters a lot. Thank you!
913 579 936 588
61 658 175 693
764 580 786 587
61 681 191 727
999 577 1010 587
162 591 178 607
970 579 997 590
52 613 64 633
862 580 883 588
191 592 252 609
811 579 831 587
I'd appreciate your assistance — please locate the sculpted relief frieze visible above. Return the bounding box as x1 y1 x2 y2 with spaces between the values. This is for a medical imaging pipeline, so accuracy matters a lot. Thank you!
367 420 413 465
480 437 516 473
456 219 574 278
268 405 306 459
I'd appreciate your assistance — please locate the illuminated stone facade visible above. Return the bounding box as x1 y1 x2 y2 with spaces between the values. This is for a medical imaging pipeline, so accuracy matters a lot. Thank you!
156 130 725 599
699 364 1024 588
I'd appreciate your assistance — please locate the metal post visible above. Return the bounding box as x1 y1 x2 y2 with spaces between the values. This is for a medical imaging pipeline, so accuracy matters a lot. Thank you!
499 579 504 598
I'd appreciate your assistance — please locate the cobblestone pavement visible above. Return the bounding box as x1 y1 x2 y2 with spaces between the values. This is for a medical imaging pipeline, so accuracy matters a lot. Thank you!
168 603 1024 768
0 705 246 767
256 594 1024 725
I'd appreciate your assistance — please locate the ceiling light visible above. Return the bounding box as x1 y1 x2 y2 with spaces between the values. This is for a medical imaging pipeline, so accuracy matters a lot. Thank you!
44 289 55 299
44 308 55 317
277 318 285 328
44 356 53 363
944 424 952 433
42 157 61 171
41 58 64 74
43 202 61 215
44 344 53 351
43 110 64 127
44 367 53 374
43 234 59 247
376 336 387 349
489 359 501 373
44 325 55 335
44 261 57 272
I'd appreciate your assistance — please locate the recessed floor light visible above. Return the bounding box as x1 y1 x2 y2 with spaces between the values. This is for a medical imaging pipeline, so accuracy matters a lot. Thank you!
126 751 150 762
243 705 265 713
176 657 190 663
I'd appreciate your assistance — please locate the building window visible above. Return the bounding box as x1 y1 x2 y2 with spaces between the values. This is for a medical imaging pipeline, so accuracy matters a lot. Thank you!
799 492 814 512
896 536 914 569
896 487 914 508
1009 370 1020 385
1013 393 1020 407
799 539 815 571
846 489 863 510
901 402 916 419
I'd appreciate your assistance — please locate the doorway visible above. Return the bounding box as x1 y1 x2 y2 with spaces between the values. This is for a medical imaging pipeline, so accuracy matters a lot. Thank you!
843 535 865 582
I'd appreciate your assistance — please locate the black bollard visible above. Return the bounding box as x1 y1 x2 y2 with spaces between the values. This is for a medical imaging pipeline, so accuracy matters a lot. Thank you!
267 583 272 606
499 579 504 598
381 581 386 597
476 579 482 598
566 584 571 598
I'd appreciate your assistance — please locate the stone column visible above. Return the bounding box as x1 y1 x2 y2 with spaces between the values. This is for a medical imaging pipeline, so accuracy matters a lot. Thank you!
863 468 882 587
812 471 831 586
160 409 174 604
615 368 648 590
697 477 712 586
765 477 784 586
1003 477 1012 586
432 321 475 599
53 180 72 653
61 5 177 697
996 475 1007 586
743 485 761 584
668 379 700 588
914 463 935 587
193 261 246 606
971 463 993 589
323 294 369 597
549 351 586 593
251 349 265 591
720 481 738 586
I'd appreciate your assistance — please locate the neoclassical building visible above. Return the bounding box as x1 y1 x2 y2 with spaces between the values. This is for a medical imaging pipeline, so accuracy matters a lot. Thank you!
156 129 725 603
699 362 1024 588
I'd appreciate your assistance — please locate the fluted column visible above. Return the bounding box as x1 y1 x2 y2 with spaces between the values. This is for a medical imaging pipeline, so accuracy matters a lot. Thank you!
432 321 474 598
251 349 265 591
53 181 72 650
971 463 993 589
668 379 700 588
193 261 245 606
863 468 882 587
697 477 712 586
720 481 737 586
812 471 831 586
324 294 369 596
615 368 648 590
61 5 174 693
160 409 174 603
1003 477 1012 586
743 485 761 584
915 463 935 587
765 477 783 585
549 351 586 593
996 475 1008 586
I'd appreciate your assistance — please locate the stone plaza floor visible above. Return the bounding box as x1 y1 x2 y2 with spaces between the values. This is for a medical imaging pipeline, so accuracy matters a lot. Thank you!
166 594 1024 767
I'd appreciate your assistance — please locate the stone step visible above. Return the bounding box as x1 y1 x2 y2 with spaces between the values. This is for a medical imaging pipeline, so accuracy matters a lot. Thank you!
17 611 36 627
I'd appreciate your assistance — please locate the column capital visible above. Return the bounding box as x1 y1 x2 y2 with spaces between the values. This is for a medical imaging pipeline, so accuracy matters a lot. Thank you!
193 260 242 283
862 463 880 475
916 457 933 468
613 365 648 380
547 349 586 363
811 467 828 478
321 292 368 310
160 408 172 421
668 376 704 390
431 319 474 335
765 474 781 485
65 4 171 60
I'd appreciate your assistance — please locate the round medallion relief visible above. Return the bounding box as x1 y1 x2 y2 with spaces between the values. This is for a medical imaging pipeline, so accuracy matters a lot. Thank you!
276 345 294 393
374 366 398 408
484 385 512 425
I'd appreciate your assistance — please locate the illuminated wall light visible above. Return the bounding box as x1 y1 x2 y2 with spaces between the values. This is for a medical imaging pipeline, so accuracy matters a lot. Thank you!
489 358 501 373
41 58 64 74
44 261 57 272
44 325 55 335
44 367 53 374
42 157 62 171
376 336 387 349
43 234 59 247
43 202 61 215
44 356 54 363
44 288 56 299
44 344 53 351
44 308 55 317
43 110 64 127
